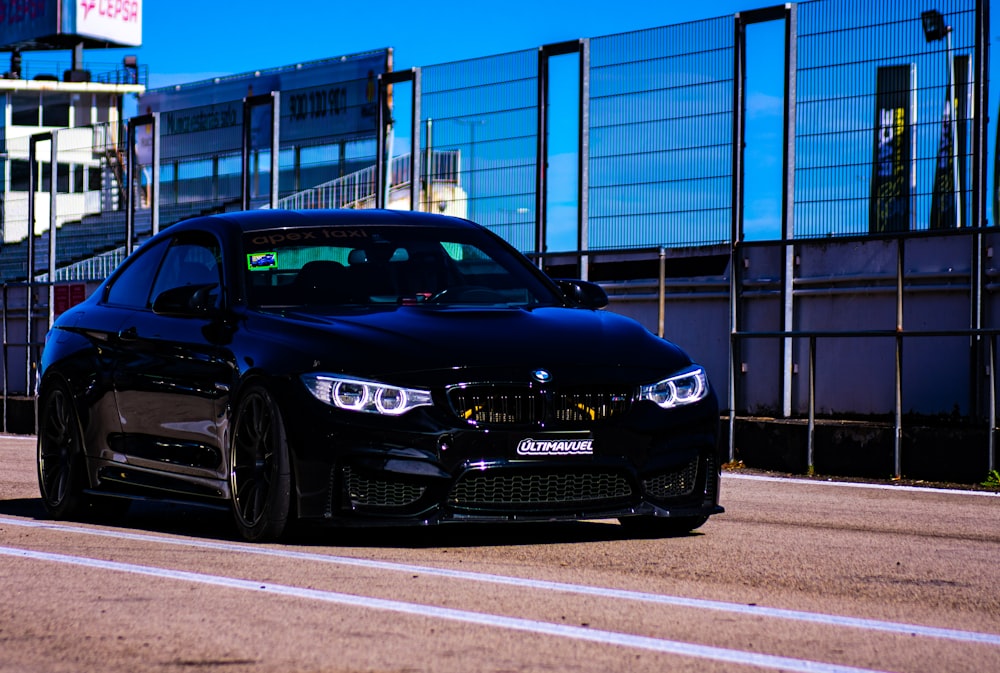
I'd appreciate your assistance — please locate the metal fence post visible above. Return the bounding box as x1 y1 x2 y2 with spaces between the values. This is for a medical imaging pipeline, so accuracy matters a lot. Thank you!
26 133 50 396
376 69 420 211
270 92 280 209
808 335 816 475
2 283 7 434
728 14 746 465
579 38 590 281
242 92 281 211
658 247 666 339
894 237 905 479
47 130 58 333
125 119 135 255
151 112 161 235
782 4 797 420
990 333 996 473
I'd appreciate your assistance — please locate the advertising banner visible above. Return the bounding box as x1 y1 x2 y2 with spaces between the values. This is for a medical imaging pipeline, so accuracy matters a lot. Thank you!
929 87 957 229
0 0 141 49
278 64 381 145
73 0 142 47
930 55 970 229
156 99 248 161
869 65 914 233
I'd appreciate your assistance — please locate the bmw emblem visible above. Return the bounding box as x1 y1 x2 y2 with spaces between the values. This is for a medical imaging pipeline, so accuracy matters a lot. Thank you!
531 369 552 383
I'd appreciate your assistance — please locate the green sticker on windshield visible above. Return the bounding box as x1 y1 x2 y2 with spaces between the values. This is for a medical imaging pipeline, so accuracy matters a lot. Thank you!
247 252 277 270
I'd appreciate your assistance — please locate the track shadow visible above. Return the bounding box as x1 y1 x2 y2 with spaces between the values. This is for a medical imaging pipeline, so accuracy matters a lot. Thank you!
0 497 702 547
0 497 47 519
0 497 239 541
289 519 641 549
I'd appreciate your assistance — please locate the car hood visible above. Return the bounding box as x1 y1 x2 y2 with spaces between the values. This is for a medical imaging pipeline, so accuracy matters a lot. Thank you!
248 305 693 385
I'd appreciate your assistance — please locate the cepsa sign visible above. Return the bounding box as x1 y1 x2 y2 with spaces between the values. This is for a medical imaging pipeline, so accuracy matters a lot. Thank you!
0 0 140 48
75 0 141 46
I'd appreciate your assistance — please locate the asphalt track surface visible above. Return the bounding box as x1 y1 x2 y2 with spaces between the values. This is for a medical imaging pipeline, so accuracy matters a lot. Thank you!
0 435 997 673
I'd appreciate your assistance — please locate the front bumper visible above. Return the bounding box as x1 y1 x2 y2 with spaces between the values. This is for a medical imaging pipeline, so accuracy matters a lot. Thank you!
284 384 722 527
329 453 723 526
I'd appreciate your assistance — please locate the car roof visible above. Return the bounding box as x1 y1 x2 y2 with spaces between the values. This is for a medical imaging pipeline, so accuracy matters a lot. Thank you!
178 209 481 235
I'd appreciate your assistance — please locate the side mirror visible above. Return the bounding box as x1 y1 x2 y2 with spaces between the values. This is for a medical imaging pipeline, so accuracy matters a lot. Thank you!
152 283 220 318
555 279 609 309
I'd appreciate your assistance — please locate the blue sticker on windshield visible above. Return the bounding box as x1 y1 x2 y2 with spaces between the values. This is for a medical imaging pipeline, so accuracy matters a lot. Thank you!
248 252 277 270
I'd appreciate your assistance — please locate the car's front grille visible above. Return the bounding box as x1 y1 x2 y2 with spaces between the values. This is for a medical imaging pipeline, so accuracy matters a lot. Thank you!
642 459 699 499
448 385 634 427
342 466 426 509
448 470 633 509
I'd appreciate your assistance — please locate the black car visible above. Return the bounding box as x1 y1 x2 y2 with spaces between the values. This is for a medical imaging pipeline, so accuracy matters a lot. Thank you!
37 209 722 541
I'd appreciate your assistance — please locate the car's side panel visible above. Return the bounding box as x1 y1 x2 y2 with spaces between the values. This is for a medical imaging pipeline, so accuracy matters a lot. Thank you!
111 312 235 481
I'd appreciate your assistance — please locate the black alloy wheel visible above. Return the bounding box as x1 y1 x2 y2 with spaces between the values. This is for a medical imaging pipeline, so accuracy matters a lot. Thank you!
230 385 292 542
37 383 88 519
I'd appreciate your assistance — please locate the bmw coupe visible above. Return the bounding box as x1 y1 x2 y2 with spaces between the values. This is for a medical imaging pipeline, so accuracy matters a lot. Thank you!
37 209 722 541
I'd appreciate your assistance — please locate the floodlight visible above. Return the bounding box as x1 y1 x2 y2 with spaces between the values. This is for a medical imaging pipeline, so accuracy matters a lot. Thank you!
921 10 947 42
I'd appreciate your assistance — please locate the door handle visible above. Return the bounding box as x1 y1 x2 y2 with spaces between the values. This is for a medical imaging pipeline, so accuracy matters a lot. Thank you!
117 326 138 341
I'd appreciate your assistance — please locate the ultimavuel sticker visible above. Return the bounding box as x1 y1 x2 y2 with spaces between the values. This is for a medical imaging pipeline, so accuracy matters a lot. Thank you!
516 438 594 456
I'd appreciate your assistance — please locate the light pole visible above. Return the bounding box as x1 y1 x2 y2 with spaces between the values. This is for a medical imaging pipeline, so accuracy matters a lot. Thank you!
922 9 962 228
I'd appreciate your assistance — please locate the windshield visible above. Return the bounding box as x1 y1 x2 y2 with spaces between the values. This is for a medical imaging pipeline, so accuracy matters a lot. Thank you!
242 224 561 309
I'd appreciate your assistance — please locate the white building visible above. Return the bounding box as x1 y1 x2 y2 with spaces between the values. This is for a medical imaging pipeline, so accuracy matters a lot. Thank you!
1 71 144 242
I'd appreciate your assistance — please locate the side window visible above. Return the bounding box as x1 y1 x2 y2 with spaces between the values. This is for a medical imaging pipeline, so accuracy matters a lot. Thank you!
104 238 170 308
149 233 223 308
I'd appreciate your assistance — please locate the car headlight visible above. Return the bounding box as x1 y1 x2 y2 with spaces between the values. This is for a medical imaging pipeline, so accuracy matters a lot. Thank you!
302 374 433 416
639 366 709 409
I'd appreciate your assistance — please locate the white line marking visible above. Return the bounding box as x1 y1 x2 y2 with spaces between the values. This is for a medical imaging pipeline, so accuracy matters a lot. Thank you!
723 473 1000 497
0 544 896 673
1 516 997 647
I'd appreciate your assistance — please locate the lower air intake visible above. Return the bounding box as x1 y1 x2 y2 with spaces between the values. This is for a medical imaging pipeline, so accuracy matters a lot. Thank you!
343 467 426 508
642 459 699 499
448 470 632 508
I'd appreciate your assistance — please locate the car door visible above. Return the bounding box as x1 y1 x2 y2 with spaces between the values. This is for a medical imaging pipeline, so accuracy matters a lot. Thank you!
110 230 236 487
55 237 171 465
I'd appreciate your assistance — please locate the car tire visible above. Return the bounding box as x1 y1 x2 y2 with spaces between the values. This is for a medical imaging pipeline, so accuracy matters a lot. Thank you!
229 385 292 542
37 382 90 519
618 515 709 538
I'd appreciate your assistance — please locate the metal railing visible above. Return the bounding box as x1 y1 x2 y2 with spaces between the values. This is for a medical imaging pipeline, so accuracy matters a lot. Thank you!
732 327 997 477
5 60 148 86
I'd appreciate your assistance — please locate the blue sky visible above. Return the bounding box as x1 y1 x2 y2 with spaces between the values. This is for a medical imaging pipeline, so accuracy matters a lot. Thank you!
129 1 776 89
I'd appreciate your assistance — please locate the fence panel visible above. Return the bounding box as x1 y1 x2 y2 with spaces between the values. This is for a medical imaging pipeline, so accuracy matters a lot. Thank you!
794 0 979 237
419 50 539 251
588 17 735 250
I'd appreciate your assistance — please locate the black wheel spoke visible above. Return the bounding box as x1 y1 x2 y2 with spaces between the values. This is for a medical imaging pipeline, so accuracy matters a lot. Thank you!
229 387 291 541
